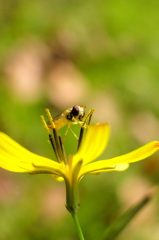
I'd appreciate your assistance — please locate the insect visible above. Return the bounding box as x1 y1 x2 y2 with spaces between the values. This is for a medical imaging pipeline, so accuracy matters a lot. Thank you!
47 105 94 140
48 105 86 130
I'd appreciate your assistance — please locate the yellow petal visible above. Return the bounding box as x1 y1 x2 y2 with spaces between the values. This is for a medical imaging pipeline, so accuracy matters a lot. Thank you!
114 163 129 171
109 141 159 164
74 123 110 165
81 163 129 176
88 163 129 174
0 132 62 174
80 141 159 176
52 174 64 182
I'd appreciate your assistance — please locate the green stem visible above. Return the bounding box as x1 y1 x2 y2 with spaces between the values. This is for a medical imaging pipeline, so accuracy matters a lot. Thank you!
71 212 85 240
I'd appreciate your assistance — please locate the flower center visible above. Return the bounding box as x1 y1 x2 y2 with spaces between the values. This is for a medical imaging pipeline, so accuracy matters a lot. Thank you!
41 107 94 165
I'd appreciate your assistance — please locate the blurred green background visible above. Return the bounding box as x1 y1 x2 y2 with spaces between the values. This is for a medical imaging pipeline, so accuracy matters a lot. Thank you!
0 0 159 239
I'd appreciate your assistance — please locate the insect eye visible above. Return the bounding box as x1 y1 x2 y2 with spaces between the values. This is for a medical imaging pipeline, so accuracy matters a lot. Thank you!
72 105 80 116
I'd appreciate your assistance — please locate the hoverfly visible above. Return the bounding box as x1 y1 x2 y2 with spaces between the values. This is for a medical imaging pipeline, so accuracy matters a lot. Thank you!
47 105 94 140
48 105 86 130
41 105 94 157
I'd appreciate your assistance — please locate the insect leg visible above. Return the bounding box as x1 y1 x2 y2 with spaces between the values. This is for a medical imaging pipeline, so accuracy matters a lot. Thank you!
69 127 79 140
62 124 71 142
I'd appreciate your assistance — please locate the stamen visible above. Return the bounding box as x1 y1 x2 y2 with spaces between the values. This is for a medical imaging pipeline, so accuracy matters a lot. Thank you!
83 109 94 128
52 127 65 164
42 109 67 164
77 128 84 151
77 109 94 150
59 135 67 164
49 134 60 161
86 109 94 126
45 108 56 129
41 115 50 134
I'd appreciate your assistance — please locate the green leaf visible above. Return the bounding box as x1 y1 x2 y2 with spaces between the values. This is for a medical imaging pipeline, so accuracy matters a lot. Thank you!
102 187 157 240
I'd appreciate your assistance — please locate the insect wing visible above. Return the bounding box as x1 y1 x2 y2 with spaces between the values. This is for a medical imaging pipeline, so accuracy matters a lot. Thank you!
48 109 71 130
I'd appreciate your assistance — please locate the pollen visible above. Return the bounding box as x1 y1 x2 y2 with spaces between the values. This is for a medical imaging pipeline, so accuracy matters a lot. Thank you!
45 108 56 129
40 115 50 134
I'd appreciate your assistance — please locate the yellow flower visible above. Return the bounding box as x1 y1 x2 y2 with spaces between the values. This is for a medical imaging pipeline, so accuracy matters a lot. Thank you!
0 123 159 212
